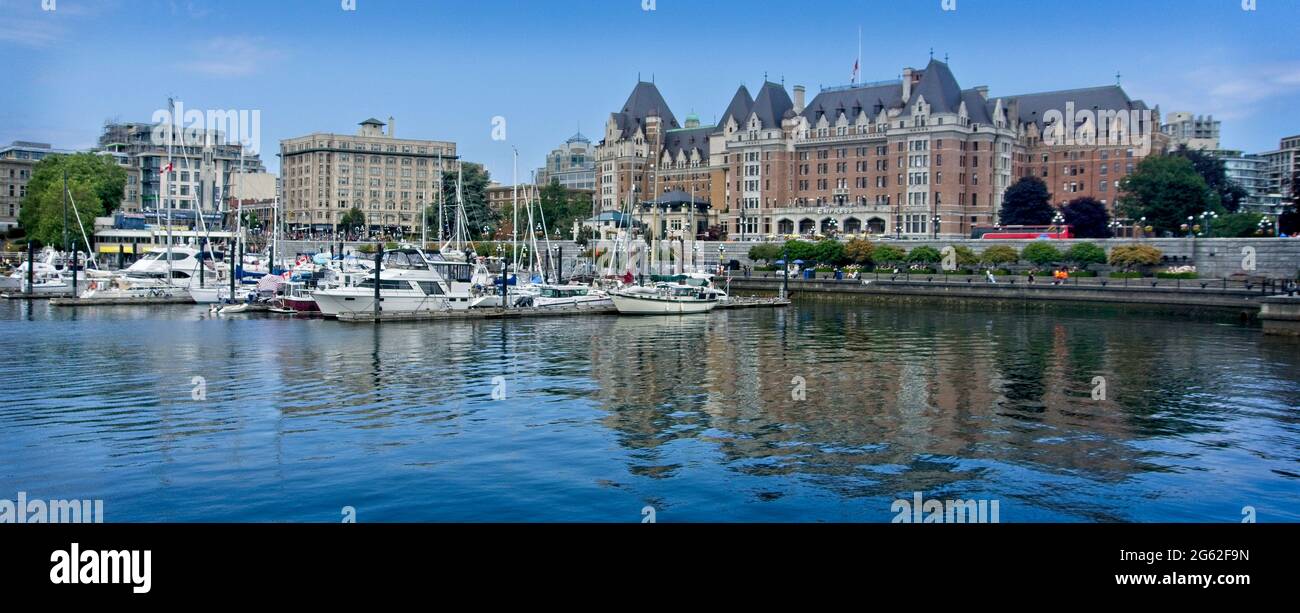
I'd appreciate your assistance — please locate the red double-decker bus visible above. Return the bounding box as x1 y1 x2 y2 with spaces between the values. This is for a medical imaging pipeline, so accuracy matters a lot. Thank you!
971 225 1073 239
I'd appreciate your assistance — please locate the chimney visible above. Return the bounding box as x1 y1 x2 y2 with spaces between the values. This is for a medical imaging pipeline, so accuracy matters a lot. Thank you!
388 116 395 138
793 85 806 114
901 68 914 102
975 86 988 100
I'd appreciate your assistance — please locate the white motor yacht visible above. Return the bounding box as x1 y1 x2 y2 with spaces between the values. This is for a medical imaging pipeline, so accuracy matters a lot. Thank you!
313 248 475 316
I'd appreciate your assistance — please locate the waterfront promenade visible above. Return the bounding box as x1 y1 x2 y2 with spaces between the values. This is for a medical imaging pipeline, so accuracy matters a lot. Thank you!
729 273 1291 313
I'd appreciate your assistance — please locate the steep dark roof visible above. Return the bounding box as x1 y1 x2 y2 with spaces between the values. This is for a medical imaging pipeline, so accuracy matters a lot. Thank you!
905 59 963 114
802 82 903 125
960 89 994 124
1003 85 1144 129
612 81 679 137
747 82 794 129
663 126 712 159
719 85 754 129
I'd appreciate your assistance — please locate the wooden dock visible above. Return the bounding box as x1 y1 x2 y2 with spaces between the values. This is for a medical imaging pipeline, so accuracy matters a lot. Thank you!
50 295 196 306
716 297 791 310
335 296 789 323
336 304 618 323
3 292 74 300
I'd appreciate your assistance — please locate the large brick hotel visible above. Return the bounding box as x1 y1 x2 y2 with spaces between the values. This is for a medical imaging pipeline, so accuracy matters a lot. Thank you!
595 59 1169 240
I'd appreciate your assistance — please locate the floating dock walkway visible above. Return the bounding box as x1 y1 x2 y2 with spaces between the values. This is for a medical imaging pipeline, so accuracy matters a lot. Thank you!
49 295 196 306
2 292 74 300
335 296 789 323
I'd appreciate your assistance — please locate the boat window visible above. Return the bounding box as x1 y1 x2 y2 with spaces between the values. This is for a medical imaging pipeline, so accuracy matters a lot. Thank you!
356 279 410 290
431 263 472 282
416 281 444 295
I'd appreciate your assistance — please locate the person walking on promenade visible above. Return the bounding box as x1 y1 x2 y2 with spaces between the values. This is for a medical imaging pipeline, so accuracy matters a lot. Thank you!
1028 271 1036 284
986 269 996 284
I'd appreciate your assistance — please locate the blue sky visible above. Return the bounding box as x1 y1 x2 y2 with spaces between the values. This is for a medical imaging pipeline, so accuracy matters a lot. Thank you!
3 0 1298 181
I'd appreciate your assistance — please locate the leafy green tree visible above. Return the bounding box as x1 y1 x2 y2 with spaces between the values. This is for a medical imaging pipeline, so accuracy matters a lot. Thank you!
1118 155 1214 235
999 176 1054 225
747 243 781 263
241 210 260 230
19 153 127 245
340 207 366 233
537 179 593 239
980 245 1020 266
1064 242 1107 269
812 239 847 266
782 239 815 263
440 162 499 240
18 177 103 250
872 245 905 266
575 225 595 247
1207 212 1263 238
951 245 979 267
906 245 941 264
1021 242 1063 266
844 238 874 265
1061 197 1111 238
1170 145 1248 213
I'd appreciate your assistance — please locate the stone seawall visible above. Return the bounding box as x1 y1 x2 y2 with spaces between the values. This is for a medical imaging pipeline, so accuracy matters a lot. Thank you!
728 276 1269 314
709 238 1300 280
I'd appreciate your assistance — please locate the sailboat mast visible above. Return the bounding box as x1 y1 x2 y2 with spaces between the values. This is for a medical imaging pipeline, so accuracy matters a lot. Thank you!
165 97 175 282
437 150 445 245
511 148 519 274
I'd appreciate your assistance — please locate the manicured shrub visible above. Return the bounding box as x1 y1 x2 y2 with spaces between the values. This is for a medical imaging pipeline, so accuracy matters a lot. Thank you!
1021 242 1063 266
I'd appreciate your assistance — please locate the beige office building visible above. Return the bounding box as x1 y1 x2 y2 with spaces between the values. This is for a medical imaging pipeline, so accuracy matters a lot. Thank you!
280 117 456 236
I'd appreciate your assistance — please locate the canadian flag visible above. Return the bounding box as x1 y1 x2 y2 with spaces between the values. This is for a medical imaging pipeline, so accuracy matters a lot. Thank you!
851 59 859 84
162 162 174 173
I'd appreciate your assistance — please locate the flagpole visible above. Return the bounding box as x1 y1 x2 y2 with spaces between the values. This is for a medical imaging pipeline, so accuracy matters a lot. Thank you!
855 26 861 84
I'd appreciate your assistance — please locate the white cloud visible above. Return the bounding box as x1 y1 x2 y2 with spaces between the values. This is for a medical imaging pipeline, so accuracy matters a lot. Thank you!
1132 61 1300 121
0 17 61 48
178 36 284 78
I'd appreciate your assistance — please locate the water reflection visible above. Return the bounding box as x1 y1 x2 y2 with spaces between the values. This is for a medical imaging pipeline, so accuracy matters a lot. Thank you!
0 299 1296 522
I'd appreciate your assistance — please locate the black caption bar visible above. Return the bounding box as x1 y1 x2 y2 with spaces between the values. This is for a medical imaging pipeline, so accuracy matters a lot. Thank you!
2 523 1288 600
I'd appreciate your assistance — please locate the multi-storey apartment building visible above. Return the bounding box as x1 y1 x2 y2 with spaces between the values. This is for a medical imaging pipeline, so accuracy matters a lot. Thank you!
1260 134 1299 205
1212 149 1286 215
0 141 73 231
535 133 597 190
280 117 456 236
96 122 265 223
1161 112 1220 151
595 59 1163 240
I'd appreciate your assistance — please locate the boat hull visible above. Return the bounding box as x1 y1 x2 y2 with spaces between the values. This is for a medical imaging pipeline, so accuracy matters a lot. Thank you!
281 296 319 312
610 293 717 315
313 291 465 317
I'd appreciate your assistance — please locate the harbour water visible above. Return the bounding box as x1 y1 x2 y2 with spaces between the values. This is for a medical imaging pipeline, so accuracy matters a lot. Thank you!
2 299 1297 522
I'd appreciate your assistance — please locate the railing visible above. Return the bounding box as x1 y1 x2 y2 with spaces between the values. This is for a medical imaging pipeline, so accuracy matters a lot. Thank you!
736 270 1297 296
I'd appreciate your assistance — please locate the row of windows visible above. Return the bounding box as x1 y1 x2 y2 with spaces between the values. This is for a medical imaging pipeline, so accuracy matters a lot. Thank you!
283 141 450 155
